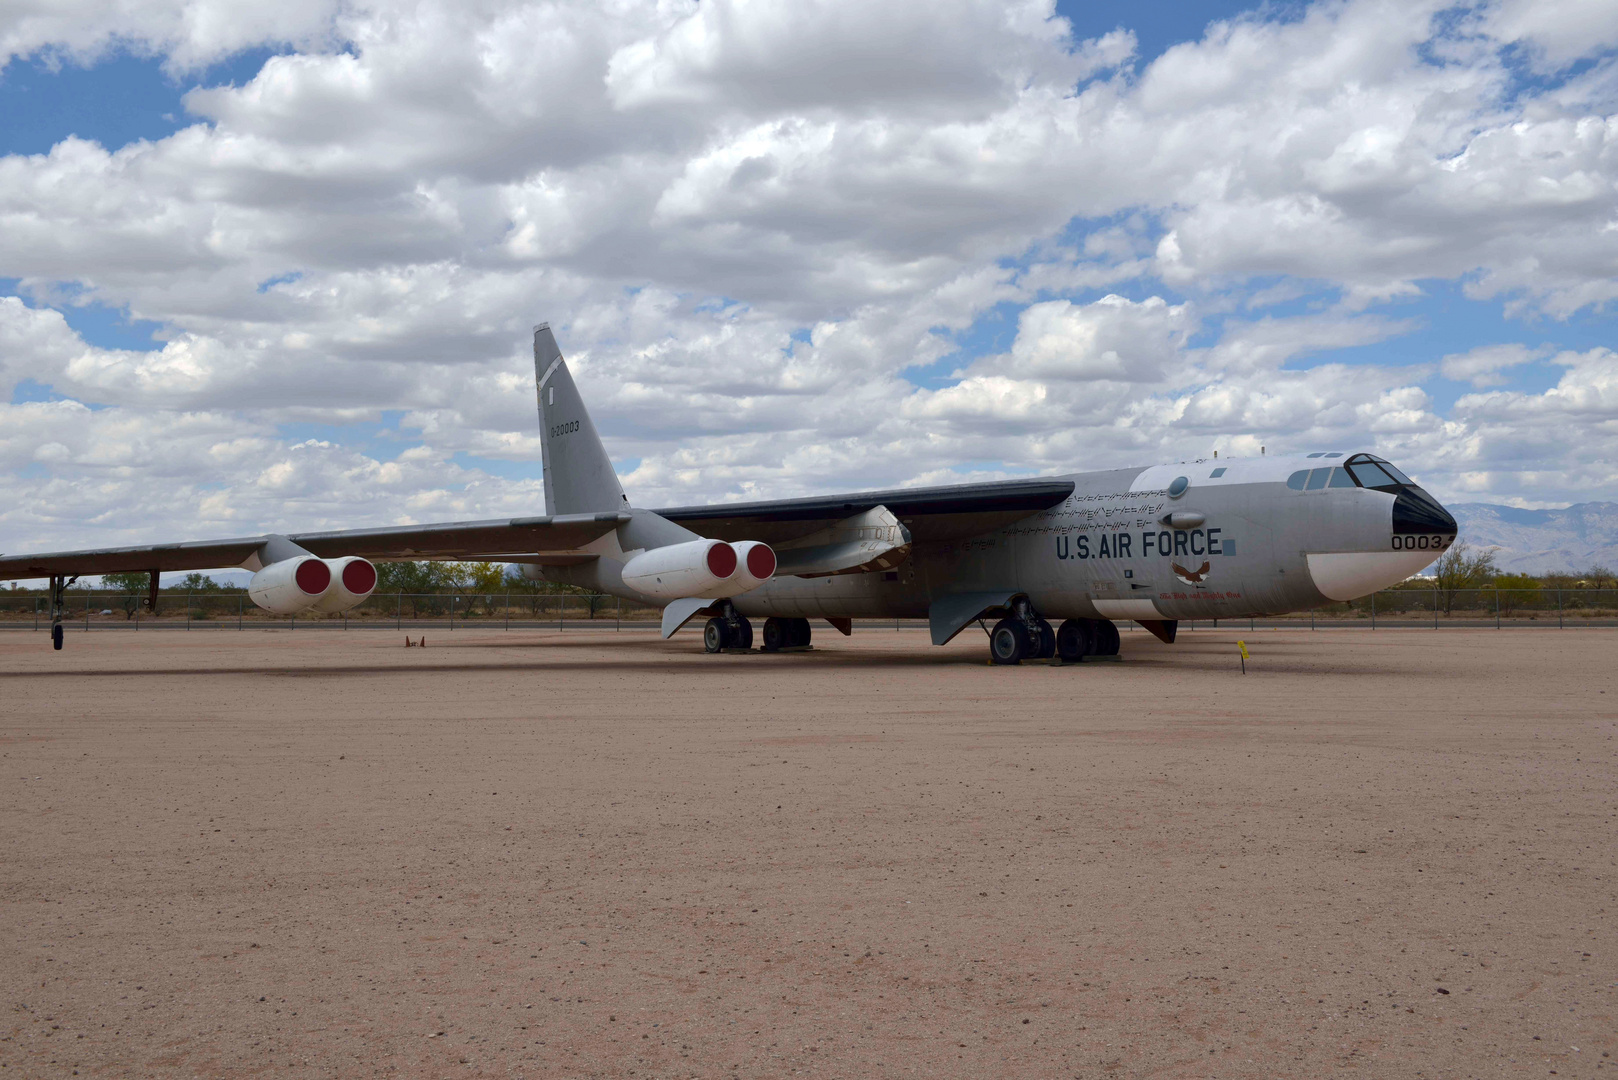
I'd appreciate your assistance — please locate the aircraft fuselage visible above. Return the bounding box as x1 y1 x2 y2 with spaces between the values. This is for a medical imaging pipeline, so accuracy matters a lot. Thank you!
550 451 1458 626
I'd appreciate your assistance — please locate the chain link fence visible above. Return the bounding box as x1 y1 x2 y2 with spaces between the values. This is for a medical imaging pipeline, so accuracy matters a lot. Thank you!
2 587 1617 633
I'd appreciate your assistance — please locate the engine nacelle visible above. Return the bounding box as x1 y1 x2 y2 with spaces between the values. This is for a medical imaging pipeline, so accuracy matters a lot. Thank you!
728 540 777 592
621 539 739 601
248 556 333 615
621 539 777 600
307 556 377 614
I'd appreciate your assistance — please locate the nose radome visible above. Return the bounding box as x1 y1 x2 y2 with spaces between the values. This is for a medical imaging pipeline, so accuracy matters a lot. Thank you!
1392 488 1457 536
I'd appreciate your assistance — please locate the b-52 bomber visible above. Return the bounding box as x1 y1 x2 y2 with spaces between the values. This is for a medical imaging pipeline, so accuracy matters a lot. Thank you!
1 323 1458 663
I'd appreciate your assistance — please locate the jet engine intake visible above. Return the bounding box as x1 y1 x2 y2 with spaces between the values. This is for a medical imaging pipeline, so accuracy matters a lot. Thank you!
248 556 333 615
307 556 378 613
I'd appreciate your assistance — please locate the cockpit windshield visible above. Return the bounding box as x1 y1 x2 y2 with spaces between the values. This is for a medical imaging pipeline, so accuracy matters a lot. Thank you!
1288 454 1423 493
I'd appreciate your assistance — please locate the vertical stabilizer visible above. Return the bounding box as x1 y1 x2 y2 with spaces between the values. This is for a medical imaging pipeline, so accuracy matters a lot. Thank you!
534 323 628 516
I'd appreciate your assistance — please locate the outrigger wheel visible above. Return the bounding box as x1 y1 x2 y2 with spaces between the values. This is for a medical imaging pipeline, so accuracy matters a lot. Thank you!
1092 618 1121 656
48 573 77 652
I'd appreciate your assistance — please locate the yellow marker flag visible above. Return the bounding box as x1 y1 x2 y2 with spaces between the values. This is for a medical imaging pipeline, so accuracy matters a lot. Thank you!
1237 640 1249 660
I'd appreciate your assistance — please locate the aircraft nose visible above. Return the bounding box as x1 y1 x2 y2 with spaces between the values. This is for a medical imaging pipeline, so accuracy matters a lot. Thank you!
1392 488 1457 536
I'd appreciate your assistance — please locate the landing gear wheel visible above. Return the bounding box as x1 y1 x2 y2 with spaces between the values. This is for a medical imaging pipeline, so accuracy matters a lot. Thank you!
989 618 1028 665
51 624 64 651
1093 618 1121 656
703 617 729 653
762 617 788 652
789 618 812 647
1056 619 1091 661
732 617 754 650
1033 618 1056 659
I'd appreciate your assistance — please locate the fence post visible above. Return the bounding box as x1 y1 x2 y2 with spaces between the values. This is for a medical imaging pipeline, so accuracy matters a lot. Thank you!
1495 588 1500 630
1371 592 1376 630
35 597 39 632
239 593 243 631
451 595 456 631
506 593 510 631
616 595 621 631
396 593 402 630
1557 587 1563 629
559 596 564 632
1434 586 1438 630
186 590 191 630
1310 608 1315 631
1249 616 1254 631
86 592 91 633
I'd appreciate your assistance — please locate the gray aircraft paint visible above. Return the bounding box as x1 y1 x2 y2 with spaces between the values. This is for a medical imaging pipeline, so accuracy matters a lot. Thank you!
532 348 1455 634
572 462 1432 628
3 323 1457 655
536 324 629 518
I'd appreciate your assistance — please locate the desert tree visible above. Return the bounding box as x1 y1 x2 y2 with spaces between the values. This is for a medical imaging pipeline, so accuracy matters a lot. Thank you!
1433 540 1498 615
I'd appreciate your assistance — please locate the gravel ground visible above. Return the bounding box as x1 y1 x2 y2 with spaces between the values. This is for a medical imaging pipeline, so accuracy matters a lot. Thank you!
1 626 1614 1079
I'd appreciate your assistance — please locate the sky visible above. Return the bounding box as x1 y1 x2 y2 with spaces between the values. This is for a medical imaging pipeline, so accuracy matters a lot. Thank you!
3 0 1618 559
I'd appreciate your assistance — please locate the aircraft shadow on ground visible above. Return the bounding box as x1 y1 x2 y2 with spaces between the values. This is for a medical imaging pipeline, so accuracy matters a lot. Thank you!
0 634 1402 679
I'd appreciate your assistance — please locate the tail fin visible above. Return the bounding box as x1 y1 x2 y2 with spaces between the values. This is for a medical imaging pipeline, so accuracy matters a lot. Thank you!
534 323 629 516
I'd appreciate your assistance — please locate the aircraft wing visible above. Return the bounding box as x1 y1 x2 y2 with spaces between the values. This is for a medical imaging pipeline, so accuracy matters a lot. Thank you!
0 512 631 581
653 477 1076 544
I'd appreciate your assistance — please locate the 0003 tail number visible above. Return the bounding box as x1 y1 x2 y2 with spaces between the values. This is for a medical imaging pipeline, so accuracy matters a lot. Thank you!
1391 535 1452 551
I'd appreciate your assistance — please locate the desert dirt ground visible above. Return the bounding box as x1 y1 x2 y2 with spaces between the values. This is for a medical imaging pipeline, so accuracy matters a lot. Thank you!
1 625 1614 1079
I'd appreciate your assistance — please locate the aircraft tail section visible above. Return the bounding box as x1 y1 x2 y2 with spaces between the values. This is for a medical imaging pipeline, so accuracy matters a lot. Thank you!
535 323 628 516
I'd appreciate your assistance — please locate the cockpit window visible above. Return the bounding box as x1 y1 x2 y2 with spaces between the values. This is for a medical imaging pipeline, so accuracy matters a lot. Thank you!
1380 461 1414 485
1347 460 1399 488
1290 452 1425 493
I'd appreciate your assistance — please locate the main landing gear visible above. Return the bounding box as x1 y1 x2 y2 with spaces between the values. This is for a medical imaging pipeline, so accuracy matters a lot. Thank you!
760 617 812 652
987 599 1120 665
702 601 754 653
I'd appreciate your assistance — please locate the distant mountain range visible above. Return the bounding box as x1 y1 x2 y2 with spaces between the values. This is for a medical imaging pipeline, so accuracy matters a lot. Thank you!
1451 502 1618 574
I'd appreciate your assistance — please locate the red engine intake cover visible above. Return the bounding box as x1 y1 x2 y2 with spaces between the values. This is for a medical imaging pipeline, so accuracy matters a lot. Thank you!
705 542 738 578
294 559 332 595
342 559 377 594
745 544 776 579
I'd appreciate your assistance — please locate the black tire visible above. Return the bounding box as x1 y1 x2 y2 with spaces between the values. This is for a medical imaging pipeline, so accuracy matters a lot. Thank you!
790 618 812 647
733 618 754 650
1093 619 1121 656
1056 619 1091 661
762 617 788 652
989 618 1027 665
51 623 64 651
703 617 728 653
1033 619 1056 659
